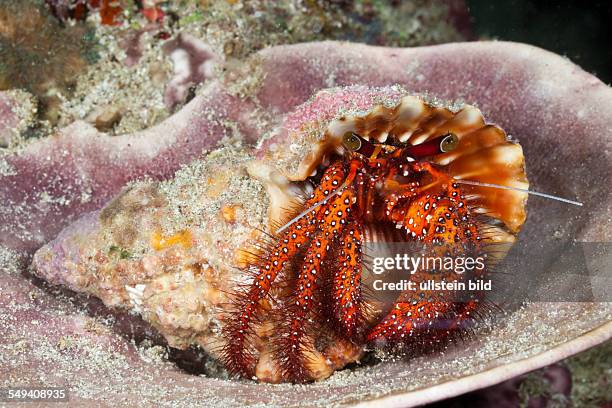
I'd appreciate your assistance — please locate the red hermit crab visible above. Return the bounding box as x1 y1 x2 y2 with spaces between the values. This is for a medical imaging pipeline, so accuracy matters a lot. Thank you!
221 94 530 382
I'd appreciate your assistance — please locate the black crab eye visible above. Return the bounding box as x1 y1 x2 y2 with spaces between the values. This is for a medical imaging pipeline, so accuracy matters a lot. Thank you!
342 132 377 157
439 133 459 153
342 132 362 151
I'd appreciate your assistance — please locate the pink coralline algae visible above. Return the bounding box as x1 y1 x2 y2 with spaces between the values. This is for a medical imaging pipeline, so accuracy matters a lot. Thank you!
162 34 221 110
1 41 611 405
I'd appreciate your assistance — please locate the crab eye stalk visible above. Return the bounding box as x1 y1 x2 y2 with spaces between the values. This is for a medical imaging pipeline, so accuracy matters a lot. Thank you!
440 133 459 152
403 132 460 159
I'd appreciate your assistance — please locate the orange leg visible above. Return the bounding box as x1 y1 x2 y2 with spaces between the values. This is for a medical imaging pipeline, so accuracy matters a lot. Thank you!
221 161 347 377
381 181 420 221
367 181 485 348
330 223 364 337
275 188 355 381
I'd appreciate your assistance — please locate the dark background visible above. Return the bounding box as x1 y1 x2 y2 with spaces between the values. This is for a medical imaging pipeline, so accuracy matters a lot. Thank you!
466 0 612 84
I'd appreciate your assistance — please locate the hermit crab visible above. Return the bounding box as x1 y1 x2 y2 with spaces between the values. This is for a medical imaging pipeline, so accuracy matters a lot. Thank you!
221 95 531 382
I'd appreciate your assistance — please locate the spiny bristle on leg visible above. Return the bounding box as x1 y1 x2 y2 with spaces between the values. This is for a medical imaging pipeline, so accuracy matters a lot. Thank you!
329 223 366 337
367 298 489 358
271 188 355 382
220 161 353 381
220 210 316 378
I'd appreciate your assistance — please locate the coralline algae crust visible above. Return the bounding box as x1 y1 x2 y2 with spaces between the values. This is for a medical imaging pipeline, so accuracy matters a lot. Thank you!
33 145 269 356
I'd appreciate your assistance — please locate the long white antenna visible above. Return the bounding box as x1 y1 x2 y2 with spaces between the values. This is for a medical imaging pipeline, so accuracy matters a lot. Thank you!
276 178 352 234
277 177 582 234
455 179 583 206
276 194 334 234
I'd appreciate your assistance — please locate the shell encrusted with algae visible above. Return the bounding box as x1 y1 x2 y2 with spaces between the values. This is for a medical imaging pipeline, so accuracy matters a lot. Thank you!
33 85 528 382
33 147 265 350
